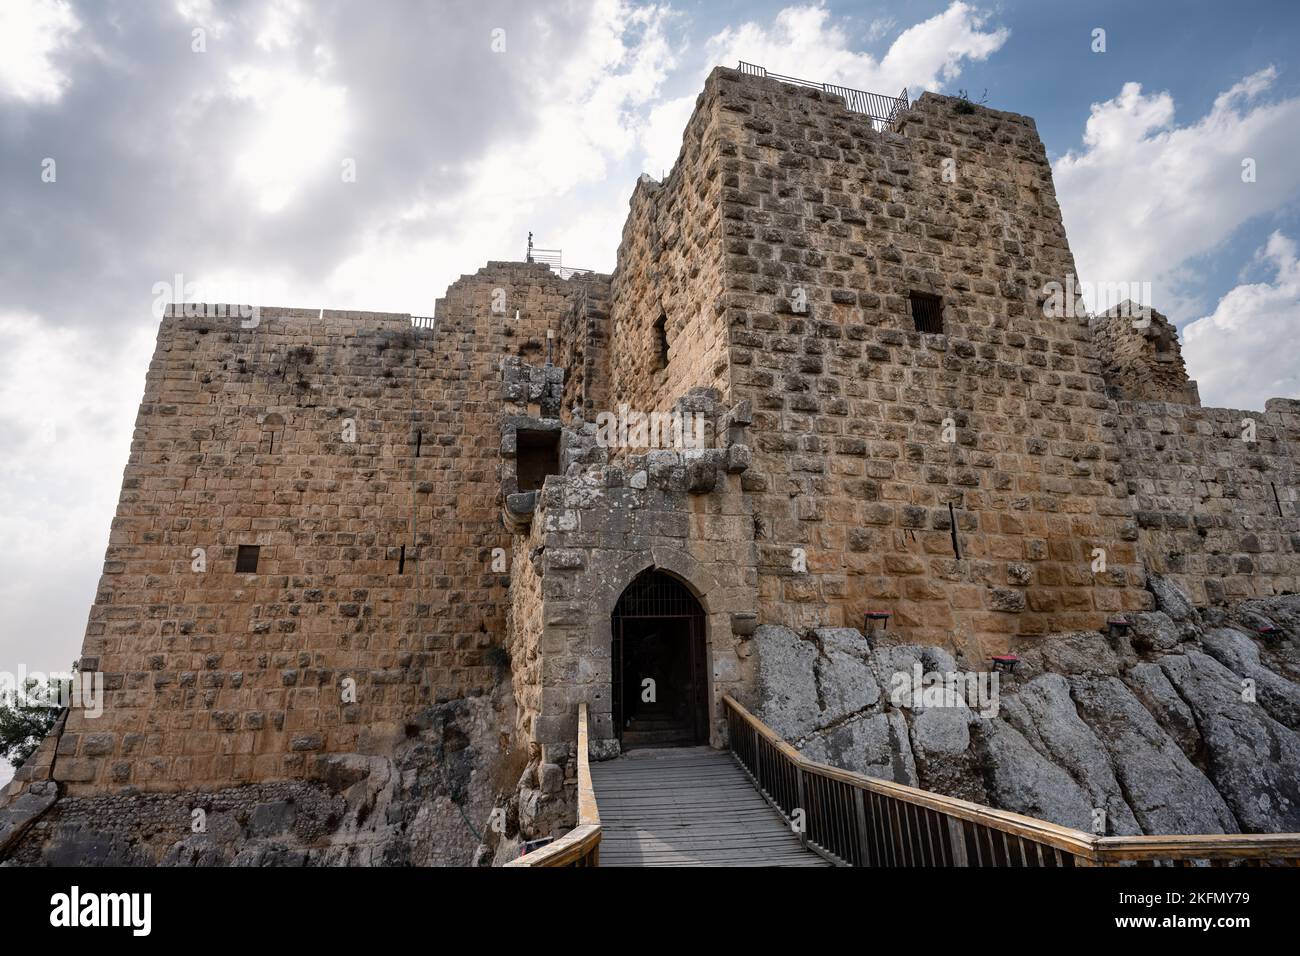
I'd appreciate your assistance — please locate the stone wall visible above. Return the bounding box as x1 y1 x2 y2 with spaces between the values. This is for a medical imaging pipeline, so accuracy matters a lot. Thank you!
1091 305 1199 405
4 263 599 865
1117 397 1300 605
555 276 613 422
608 81 731 418
507 387 759 763
709 68 1148 652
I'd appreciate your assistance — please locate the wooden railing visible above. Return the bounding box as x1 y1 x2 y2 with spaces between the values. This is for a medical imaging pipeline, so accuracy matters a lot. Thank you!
505 703 601 867
723 695 1300 867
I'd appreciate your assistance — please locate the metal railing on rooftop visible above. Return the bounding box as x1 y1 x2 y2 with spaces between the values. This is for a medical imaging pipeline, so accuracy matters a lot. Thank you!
738 61 909 132
526 246 598 281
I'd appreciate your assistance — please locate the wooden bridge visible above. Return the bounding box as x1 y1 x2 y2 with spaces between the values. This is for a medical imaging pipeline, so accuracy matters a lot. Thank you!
590 748 828 866
508 698 1300 868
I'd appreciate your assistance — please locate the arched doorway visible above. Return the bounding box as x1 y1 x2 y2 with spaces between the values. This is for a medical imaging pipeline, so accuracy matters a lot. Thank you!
611 568 708 748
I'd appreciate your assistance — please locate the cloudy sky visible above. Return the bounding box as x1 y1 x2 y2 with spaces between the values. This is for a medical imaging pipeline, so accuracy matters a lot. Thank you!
1 0 1298 780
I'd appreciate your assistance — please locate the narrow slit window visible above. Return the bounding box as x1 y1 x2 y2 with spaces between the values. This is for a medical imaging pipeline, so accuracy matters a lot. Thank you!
235 545 260 573
910 292 944 334
398 544 407 574
653 313 669 371
415 431 423 458
948 501 961 559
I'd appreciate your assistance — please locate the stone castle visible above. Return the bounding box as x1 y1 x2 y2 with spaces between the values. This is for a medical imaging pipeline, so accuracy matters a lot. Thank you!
3 66 1298 865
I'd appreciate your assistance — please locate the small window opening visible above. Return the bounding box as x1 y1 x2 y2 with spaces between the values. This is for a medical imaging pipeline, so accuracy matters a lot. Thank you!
235 545 260 573
415 431 423 458
516 429 561 492
398 544 407 574
652 313 669 371
910 292 944 334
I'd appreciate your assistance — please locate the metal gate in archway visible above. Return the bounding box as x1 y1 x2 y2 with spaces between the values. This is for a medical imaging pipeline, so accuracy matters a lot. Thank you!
611 569 708 748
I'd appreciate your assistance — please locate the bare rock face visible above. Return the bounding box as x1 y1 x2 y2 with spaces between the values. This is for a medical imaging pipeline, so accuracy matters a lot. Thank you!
800 712 917 787
810 628 881 726
752 625 821 738
6 695 511 867
1123 662 1201 759
1017 630 1122 678
1157 651 1300 832
1148 574 1199 623
1068 676 1236 835
970 718 1094 831
1000 675 1141 835
1200 628 1300 731
751 581 1300 836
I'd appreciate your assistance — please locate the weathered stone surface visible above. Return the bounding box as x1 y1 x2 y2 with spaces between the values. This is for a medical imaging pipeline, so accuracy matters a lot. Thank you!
811 628 880 725
1000 675 1141 835
1146 576 1198 623
971 718 1094 832
1069 676 1237 834
911 706 970 757
756 607 1300 837
1200 628 1300 731
1019 630 1122 678
1127 611 1194 654
801 711 917 786
0 781 58 857
1159 651 1300 831
1123 662 1201 759
752 625 820 739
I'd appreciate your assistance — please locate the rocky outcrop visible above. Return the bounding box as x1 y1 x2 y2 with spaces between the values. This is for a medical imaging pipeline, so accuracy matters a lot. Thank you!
4 693 512 867
750 579 1300 836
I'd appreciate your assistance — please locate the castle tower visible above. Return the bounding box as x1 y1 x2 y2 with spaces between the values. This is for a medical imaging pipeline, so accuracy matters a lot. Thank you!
1091 302 1200 405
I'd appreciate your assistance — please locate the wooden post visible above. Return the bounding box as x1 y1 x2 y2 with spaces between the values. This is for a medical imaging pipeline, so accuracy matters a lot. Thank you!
795 766 808 848
947 816 969 867
854 787 871 866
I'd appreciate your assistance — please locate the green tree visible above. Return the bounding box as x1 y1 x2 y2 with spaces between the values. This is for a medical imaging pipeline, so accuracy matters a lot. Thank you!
0 678 63 768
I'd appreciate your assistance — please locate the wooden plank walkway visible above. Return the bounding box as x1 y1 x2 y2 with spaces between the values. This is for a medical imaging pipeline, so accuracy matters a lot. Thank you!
589 746 831 867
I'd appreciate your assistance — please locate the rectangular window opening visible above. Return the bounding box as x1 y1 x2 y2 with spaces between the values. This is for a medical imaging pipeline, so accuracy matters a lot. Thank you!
415 430 423 458
235 545 260 574
910 292 944 334
516 429 561 492
398 544 407 574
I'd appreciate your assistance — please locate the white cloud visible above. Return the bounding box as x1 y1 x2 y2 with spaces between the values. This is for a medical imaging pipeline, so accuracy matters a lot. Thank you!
254 0 305 51
706 2 1005 95
641 2 1009 175
322 0 681 308
0 0 80 104
0 312 156 680
1181 231 1300 410
227 66 350 214
1054 67 1300 316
